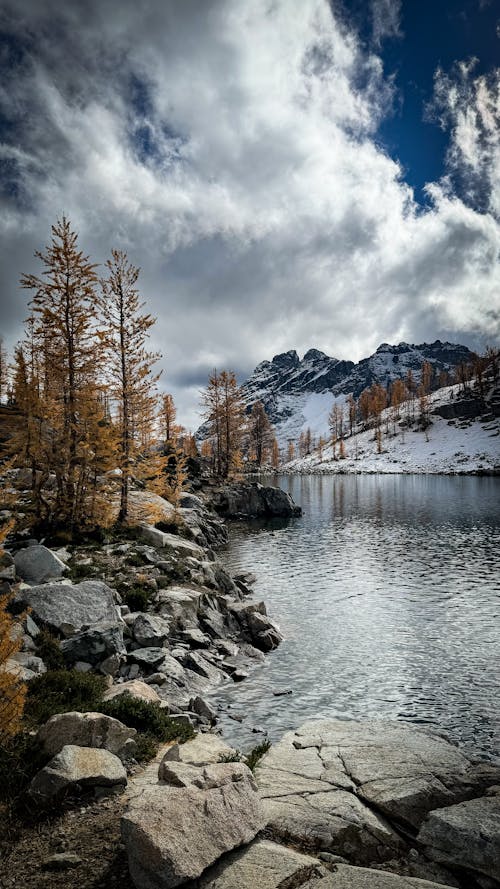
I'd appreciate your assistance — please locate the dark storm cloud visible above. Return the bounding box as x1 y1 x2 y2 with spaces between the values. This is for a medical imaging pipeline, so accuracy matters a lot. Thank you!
0 0 498 428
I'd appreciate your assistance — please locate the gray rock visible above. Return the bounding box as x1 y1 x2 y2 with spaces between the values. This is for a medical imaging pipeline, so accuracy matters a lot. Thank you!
121 762 265 889
133 613 170 648
210 482 301 518
197 838 325 889
37 711 137 760
14 544 67 584
9 652 46 674
184 650 225 685
4 659 37 681
156 587 204 627
15 580 120 636
30 744 127 801
129 647 170 669
161 733 235 766
178 493 204 510
300 865 456 888
181 627 210 647
297 719 494 828
138 524 205 557
417 795 500 881
0 550 15 581
42 853 83 871
190 696 217 723
60 622 126 665
99 653 122 676
24 614 40 638
102 679 161 704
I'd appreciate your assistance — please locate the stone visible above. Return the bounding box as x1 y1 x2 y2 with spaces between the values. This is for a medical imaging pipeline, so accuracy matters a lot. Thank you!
133 613 170 648
138 524 205 557
300 865 456 888
15 580 120 636
121 762 265 889
417 795 500 881
9 652 46 674
60 622 126 666
0 550 15 581
37 711 137 760
4 659 36 681
190 696 217 723
247 611 283 651
156 587 204 627
181 627 210 647
102 679 161 704
42 853 83 870
298 719 495 828
99 653 122 676
184 650 225 685
178 493 204 510
129 647 170 669
161 733 235 766
14 544 67 584
197 838 325 889
24 614 40 638
30 744 127 801
210 482 301 518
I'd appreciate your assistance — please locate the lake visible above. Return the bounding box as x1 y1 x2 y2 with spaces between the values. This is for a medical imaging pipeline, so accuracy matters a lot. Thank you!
211 474 500 760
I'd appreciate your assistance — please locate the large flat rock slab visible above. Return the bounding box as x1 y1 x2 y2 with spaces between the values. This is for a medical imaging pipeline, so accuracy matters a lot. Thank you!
121 762 265 889
196 838 325 888
417 793 500 881
301 865 456 888
256 719 499 864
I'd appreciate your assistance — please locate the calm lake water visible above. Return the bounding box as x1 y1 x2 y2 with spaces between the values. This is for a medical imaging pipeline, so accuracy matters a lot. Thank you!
212 474 500 760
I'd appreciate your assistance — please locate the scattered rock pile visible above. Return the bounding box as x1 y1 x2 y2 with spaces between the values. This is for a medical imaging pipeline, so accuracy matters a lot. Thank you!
4 491 285 725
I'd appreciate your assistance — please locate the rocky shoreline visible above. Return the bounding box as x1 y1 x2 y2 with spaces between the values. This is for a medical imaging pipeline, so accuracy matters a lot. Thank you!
1 480 499 889
3 482 300 735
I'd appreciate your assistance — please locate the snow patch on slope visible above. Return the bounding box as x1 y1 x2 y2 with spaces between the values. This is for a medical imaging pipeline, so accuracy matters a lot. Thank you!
284 385 500 474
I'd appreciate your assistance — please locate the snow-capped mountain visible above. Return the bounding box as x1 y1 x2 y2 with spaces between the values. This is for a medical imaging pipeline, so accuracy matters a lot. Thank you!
241 341 474 446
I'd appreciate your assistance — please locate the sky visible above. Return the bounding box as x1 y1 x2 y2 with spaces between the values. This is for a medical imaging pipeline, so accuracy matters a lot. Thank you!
0 0 499 429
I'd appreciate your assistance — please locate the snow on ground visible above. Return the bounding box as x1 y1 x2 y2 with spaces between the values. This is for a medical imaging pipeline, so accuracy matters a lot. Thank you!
284 385 500 475
274 391 346 446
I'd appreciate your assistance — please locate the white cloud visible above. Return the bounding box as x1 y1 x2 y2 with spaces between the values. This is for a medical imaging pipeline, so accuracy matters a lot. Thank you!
430 60 500 218
371 0 402 46
0 0 498 430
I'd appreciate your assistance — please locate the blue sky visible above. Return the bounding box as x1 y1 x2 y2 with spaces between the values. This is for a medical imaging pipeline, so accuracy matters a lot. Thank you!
0 0 498 428
367 0 499 203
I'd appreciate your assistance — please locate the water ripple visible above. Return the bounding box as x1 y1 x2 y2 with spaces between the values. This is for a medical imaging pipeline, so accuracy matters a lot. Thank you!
211 475 500 760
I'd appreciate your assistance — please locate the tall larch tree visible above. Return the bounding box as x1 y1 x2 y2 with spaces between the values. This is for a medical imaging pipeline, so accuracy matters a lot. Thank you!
20 217 109 532
161 393 177 444
201 370 245 478
248 401 273 466
97 249 161 524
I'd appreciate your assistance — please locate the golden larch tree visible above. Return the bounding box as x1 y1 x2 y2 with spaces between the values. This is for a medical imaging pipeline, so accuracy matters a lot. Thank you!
97 249 161 523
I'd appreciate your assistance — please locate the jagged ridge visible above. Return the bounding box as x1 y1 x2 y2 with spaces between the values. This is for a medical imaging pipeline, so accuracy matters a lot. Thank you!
240 340 474 445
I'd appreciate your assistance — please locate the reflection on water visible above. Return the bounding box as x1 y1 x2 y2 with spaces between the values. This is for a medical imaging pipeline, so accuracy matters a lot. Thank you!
211 475 500 760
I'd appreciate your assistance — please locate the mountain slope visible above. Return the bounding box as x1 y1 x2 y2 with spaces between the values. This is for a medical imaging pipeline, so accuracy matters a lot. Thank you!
283 382 500 475
241 341 474 446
